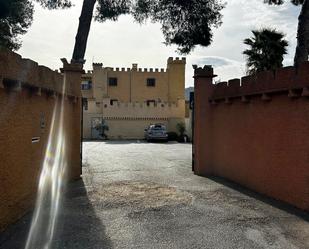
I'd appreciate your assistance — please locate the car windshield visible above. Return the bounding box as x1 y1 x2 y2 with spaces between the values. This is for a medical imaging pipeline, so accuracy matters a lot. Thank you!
150 125 166 130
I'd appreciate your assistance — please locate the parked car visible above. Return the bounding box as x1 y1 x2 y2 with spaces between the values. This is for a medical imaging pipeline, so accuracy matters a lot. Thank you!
144 124 168 142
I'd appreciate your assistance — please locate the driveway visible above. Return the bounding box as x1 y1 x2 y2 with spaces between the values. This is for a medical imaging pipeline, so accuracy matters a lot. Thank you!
1 141 308 249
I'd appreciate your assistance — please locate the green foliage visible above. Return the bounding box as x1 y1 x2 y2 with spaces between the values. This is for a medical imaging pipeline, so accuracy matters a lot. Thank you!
35 0 72 9
167 131 179 141
176 122 186 136
80 0 225 55
130 0 225 54
0 0 34 50
1 0 224 55
95 120 109 139
95 0 131 22
264 0 308 66
264 0 304 5
0 0 71 50
243 28 288 75
93 0 225 54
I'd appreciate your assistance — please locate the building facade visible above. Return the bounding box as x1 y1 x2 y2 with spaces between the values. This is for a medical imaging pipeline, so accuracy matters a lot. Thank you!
82 57 186 140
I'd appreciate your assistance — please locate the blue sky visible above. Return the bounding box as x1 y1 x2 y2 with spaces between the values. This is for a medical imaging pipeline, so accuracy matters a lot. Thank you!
18 0 301 87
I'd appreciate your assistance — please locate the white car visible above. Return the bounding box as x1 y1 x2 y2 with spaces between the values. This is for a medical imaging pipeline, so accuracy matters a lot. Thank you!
144 124 168 142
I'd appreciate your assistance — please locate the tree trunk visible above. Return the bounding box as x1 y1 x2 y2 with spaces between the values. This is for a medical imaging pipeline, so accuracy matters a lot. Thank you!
71 0 96 63
294 0 309 66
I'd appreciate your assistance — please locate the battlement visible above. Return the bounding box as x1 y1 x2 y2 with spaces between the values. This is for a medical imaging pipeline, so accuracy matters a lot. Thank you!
0 49 78 97
92 63 103 69
86 98 185 119
193 62 309 211
167 57 186 64
209 63 309 101
193 65 216 78
88 57 185 74
101 99 184 108
132 63 138 71
88 65 167 73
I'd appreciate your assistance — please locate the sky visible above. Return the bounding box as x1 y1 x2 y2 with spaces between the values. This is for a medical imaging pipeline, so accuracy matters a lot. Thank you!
18 0 301 87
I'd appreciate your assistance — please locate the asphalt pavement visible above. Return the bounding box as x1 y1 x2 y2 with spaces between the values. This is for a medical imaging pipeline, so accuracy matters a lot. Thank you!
1 141 308 249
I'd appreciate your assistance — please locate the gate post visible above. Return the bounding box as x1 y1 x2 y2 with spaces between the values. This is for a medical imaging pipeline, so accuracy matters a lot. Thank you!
193 65 216 176
61 59 83 180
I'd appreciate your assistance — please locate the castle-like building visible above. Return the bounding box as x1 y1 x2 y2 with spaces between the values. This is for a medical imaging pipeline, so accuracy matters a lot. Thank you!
81 57 186 140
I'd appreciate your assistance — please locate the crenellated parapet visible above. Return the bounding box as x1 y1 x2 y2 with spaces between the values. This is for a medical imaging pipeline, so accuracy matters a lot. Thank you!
0 49 80 97
89 65 167 73
87 57 187 75
167 57 186 64
86 98 185 119
193 65 216 78
209 63 309 102
193 62 309 211
92 63 103 70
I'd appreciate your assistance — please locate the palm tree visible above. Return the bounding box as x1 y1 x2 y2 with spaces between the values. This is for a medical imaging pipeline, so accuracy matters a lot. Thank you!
265 0 308 66
243 28 289 75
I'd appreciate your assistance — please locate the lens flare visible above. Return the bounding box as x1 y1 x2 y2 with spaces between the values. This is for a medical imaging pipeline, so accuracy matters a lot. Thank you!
25 82 67 249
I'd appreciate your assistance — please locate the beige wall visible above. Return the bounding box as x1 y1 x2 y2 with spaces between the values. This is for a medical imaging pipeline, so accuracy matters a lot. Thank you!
92 99 185 118
81 57 186 140
107 70 131 102
167 58 186 102
131 71 169 102
82 57 186 103
83 98 185 140
93 66 108 100
83 114 183 140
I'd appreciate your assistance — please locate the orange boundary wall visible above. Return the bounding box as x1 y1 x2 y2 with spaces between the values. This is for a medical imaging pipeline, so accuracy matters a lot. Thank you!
0 50 82 231
193 64 309 211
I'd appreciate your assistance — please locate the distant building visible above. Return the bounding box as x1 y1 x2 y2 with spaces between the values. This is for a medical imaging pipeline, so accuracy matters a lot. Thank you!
81 57 186 140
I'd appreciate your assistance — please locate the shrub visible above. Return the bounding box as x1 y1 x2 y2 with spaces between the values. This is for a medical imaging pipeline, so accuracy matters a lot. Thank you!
176 122 186 136
167 132 179 141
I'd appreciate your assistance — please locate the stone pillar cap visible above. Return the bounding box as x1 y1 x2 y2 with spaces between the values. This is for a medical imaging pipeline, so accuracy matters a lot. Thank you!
193 65 217 78
60 58 84 73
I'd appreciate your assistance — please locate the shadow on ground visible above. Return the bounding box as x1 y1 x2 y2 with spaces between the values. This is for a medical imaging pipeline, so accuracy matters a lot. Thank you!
83 140 187 145
0 179 112 249
208 176 309 222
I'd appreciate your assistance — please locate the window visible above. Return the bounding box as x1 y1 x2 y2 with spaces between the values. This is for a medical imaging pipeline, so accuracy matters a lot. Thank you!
146 100 156 106
83 98 88 111
81 80 92 90
147 78 156 87
108 77 118 86
110 99 118 105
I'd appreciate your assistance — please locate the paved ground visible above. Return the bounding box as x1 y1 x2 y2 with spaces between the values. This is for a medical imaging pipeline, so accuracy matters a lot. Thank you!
1 141 309 249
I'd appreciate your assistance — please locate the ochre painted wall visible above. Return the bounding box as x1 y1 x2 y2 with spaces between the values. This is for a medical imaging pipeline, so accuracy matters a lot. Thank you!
82 106 185 140
0 89 81 231
167 58 186 102
107 70 131 102
131 71 169 102
83 57 186 103
81 57 186 140
194 64 309 211
0 50 81 231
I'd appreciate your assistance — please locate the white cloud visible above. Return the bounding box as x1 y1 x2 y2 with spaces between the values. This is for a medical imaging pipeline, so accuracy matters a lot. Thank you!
18 0 301 87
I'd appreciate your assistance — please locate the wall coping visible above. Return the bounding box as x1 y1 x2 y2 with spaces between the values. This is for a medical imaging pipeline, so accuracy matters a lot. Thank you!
0 49 81 97
89 57 186 74
88 98 185 109
206 63 309 102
